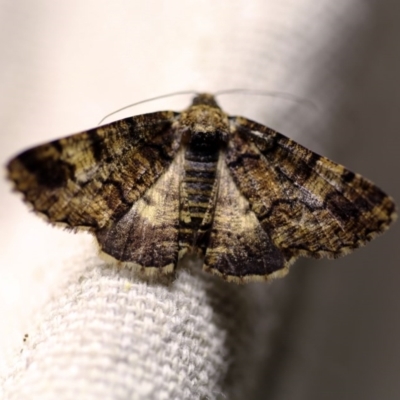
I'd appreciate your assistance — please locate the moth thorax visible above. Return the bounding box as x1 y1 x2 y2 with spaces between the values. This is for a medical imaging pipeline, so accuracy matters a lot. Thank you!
189 130 226 152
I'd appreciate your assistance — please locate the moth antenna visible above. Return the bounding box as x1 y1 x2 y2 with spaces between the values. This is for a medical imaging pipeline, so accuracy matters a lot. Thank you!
215 88 317 111
98 90 198 125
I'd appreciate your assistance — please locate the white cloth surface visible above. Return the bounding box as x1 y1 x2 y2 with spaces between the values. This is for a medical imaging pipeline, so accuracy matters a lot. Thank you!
0 1 399 399
2 254 279 399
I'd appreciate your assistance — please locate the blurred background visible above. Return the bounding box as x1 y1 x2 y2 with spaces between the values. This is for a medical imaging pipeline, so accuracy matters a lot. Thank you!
0 1 399 399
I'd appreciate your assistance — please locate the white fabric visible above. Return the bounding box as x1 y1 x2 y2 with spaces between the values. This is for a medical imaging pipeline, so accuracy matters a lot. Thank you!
1 255 279 399
1 1 399 399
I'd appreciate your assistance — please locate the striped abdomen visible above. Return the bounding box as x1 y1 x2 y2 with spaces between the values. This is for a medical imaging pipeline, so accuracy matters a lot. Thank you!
179 145 219 252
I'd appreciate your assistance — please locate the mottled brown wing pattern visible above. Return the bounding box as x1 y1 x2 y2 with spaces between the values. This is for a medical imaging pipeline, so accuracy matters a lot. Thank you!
204 153 288 282
6 93 397 283
96 148 185 273
227 116 397 266
7 112 179 229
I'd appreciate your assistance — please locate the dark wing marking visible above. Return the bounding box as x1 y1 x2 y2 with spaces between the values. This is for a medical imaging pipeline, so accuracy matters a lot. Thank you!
96 148 185 272
204 153 288 283
227 116 397 264
7 111 180 229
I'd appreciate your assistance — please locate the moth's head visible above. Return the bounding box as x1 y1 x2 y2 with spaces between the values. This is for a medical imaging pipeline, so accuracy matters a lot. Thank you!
191 93 220 108
180 95 229 149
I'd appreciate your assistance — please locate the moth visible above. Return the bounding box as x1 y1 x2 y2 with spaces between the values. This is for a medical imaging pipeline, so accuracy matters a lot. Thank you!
7 93 397 283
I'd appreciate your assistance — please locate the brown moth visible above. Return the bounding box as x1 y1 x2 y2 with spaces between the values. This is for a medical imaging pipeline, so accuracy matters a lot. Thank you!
7 93 397 283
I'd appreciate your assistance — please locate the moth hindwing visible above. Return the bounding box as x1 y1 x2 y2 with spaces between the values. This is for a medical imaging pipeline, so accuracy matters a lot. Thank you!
7 93 397 283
